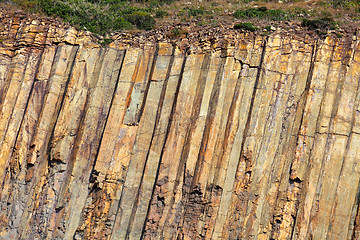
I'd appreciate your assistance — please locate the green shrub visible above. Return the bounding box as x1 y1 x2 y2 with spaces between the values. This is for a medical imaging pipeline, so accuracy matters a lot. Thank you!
234 22 258 31
142 0 175 4
166 27 188 38
126 11 156 30
233 7 294 21
335 32 343 38
331 0 348 7
267 9 293 21
182 7 208 17
233 7 267 19
170 28 181 37
112 17 134 31
100 38 112 46
33 0 162 34
320 10 332 17
330 0 360 8
155 9 169 18
293 7 309 16
301 17 336 30
39 0 140 34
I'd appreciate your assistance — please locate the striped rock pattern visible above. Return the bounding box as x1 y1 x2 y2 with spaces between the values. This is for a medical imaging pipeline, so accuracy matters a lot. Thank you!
1 14 360 240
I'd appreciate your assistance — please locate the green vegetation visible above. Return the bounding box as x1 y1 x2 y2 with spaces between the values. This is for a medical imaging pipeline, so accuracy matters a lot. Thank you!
170 28 182 37
126 11 156 30
180 6 209 17
301 17 337 37
100 37 112 47
335 32 344 38
234 22 258 31
155 9 168 18
2 0 360 37
166 27 188 38
39 0 127 34
234 7 294 21
301 17 337 30
331 0 360 7
5 0 156 35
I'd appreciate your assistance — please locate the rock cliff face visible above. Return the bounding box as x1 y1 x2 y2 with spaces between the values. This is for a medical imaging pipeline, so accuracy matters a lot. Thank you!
1 12 360 240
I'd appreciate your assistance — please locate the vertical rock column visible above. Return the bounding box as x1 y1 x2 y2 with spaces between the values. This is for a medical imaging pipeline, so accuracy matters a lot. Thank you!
0 45 56 239
142 50 208 240
110 43 175 240
293 37 360 240
74 47 142 239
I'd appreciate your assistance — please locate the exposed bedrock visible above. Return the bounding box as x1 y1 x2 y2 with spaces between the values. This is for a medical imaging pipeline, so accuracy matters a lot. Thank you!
0 12 360 240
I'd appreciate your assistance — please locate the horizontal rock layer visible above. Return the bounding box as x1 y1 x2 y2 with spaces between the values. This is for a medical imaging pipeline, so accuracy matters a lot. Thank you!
1 13 360 240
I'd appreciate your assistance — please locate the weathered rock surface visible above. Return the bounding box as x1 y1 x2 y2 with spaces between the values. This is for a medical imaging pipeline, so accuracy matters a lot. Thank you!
1 11 360 240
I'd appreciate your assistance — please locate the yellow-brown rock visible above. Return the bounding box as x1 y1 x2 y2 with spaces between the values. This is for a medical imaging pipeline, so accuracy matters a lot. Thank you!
1 10 360 240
